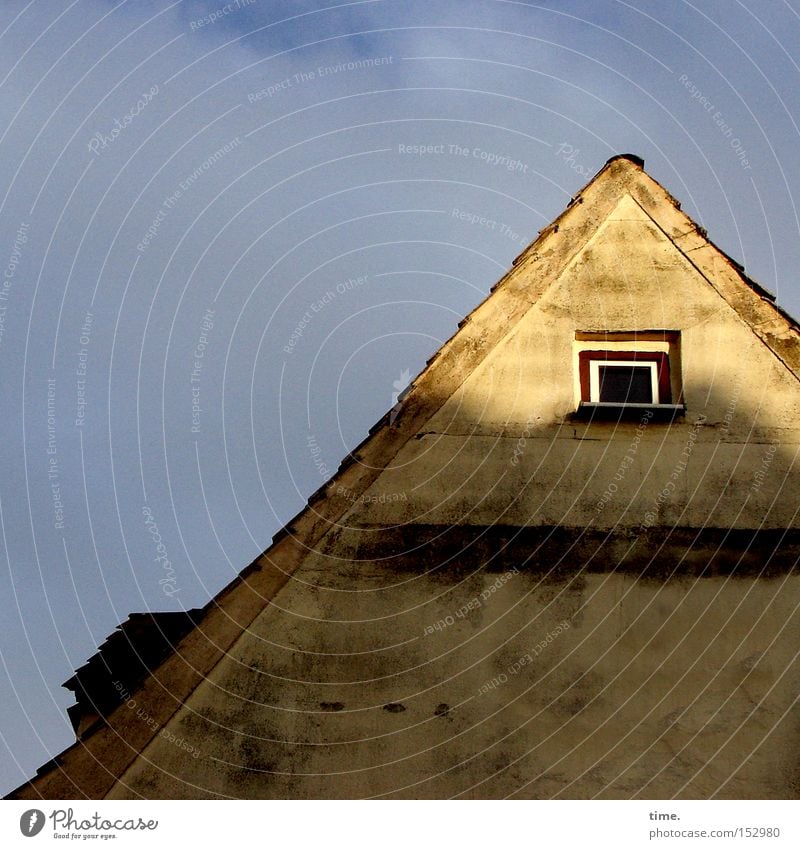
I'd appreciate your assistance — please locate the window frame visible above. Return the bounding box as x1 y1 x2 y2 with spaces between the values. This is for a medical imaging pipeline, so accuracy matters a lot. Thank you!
578 350 672 405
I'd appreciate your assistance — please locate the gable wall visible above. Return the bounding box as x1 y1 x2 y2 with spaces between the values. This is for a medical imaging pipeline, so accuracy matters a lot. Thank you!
104 183 800 800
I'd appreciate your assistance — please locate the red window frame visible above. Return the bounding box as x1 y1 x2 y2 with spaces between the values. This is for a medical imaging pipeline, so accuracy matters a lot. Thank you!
578 350 671 404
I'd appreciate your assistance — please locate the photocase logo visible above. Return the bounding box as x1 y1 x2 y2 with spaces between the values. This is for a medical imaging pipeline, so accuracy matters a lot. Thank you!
389 368 411 424
19 809 45 837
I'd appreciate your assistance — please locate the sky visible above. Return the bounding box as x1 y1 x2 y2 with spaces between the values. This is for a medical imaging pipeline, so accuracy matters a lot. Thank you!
1 0 800 796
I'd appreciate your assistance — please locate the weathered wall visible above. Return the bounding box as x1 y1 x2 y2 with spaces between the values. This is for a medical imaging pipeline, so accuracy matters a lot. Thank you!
15 157 800 801
106 555 800 799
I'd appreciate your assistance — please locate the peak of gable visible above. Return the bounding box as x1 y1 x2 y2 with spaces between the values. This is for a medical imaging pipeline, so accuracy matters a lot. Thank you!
12 154 800 802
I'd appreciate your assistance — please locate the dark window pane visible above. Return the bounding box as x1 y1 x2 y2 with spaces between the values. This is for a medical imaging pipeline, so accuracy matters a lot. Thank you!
599 365 653 403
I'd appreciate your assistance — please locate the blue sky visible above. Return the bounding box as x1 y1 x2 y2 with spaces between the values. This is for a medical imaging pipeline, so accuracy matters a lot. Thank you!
2 0 800 795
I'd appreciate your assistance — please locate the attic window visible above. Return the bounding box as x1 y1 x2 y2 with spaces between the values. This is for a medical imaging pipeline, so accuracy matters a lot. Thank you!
573 332 684 421
596 363 654 403
582 351 670 404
